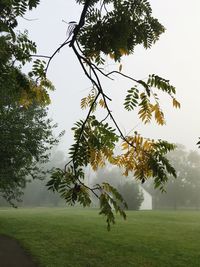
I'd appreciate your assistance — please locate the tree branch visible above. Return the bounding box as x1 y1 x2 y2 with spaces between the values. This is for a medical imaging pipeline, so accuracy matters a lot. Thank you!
29 54 51 59
69 0 91 47
45 40 71 75
106 70 138 83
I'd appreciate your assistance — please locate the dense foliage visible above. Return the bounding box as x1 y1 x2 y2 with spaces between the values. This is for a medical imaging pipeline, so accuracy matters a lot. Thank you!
76 0 165 61
0 68 59 204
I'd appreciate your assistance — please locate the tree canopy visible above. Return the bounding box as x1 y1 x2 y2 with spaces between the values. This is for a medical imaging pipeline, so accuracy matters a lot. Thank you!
0 66 59 204
0 0 181 229
0 0 59 204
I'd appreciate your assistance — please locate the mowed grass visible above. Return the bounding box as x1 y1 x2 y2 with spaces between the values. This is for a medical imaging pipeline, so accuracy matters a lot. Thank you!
0 208 200 267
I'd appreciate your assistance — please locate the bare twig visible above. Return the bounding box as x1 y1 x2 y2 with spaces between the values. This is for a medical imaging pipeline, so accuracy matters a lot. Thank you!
29 54 51 59
45 40 71 75
22 16 38 21
106 70 138 83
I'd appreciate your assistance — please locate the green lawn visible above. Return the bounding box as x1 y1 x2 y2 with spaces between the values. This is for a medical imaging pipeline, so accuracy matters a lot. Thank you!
0 208 200 267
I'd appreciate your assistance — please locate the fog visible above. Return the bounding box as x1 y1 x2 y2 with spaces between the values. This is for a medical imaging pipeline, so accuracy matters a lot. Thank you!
1 144 200 211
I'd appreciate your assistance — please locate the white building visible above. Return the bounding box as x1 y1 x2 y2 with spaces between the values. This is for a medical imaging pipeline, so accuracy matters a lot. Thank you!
139 186 152 210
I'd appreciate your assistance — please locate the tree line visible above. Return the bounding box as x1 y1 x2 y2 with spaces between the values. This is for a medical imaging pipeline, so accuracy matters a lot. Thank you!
1 145 200 211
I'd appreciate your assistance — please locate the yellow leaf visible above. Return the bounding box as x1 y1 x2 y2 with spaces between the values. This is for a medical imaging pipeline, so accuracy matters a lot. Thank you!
123 169 129 176
109 53 115 59
99 98 106 108
19 90 32 108
154 104 165 125
102 147 113 160
143 140 153 151
81 97 88 109
173 98 181 109
31 84 51 106
89 148 105 171
119 48 129 56
80 89 97 110
122 141 129 151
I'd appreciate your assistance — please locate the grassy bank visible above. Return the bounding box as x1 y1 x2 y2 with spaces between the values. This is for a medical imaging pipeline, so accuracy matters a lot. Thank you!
0 208 200 266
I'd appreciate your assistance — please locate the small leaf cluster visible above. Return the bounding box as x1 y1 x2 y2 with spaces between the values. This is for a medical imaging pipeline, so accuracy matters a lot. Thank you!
13 0 40 16
48 166 127 230
80 88 97 110
147 74 176 94
148 141 177 191
0 30 36 67
47 167 91 207
124 74 180 125
70 115 119 170
124 87 139 111
113 133 176 188
99 182 127 231
14 32 37 64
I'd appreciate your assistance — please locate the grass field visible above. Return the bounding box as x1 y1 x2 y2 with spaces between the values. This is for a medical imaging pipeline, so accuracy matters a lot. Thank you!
0 208 200 267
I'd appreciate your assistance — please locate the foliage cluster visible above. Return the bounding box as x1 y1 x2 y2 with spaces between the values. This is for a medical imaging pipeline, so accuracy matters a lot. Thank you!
0 0 53 107
76 0 165 62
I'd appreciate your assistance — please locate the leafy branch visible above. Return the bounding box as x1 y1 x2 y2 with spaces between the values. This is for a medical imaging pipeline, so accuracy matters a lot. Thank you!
29 0 180 229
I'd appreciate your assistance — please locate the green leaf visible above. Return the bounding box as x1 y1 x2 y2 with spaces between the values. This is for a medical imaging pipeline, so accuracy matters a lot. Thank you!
124 87 139 111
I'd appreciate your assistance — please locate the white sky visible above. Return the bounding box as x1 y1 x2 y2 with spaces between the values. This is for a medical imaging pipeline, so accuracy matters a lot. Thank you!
18 0 200 152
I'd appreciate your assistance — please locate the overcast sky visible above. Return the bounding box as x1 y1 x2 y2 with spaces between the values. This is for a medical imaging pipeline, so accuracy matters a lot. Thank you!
18 0 200 152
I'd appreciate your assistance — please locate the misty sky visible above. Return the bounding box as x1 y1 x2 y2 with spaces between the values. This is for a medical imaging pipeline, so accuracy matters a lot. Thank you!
18 0 200 152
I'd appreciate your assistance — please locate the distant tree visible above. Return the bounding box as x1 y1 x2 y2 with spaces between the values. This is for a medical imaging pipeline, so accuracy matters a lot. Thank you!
1 0 180 228
0 1 60 204
146 145 200 209
21 150 66 207
0 68 59 204
93 167 124 188
118 182 144 210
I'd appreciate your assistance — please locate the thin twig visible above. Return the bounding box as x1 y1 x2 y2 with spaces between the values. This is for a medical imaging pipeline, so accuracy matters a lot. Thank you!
106 70 138 83
29 54 51 59
22 16 38 21
100 113 109 123
75 41 113 81
72 44 111 101
77 178 100 199
45 40 71 75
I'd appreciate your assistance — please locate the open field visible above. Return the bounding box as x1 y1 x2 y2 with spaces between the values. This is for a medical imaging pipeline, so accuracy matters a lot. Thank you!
0 208 200 267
